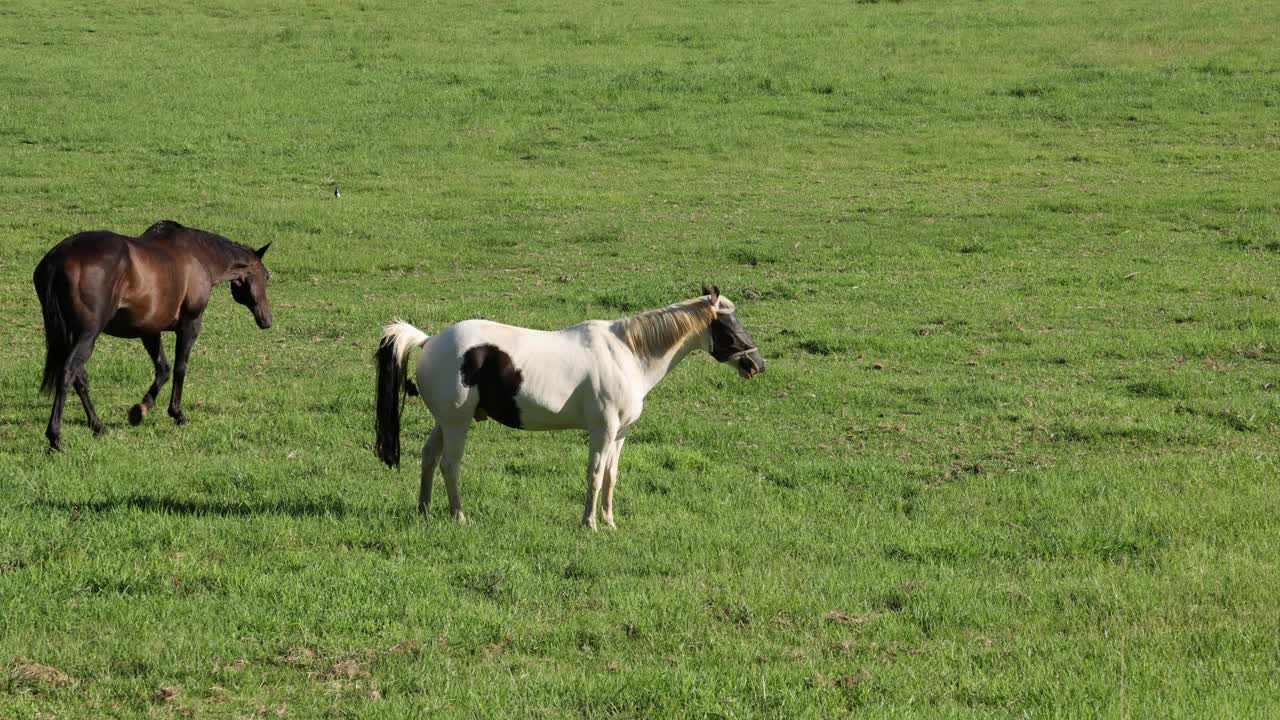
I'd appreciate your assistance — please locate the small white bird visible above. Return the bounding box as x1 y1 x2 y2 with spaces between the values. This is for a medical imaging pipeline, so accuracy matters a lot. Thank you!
334 186 342 198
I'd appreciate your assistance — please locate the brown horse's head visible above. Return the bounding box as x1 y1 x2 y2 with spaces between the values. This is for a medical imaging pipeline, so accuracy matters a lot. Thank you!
230 243 273 329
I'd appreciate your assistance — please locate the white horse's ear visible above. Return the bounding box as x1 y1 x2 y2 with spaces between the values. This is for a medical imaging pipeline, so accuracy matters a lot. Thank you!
702 283 720 300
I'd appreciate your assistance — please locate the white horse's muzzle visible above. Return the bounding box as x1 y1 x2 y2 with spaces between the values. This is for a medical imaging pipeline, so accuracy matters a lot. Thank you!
731 350 765 379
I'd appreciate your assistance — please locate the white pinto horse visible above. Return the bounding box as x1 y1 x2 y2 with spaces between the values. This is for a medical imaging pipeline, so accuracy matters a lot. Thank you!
374 285 765 529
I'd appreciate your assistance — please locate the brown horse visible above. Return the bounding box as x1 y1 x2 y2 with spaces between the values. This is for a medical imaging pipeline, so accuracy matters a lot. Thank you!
33 220 273 451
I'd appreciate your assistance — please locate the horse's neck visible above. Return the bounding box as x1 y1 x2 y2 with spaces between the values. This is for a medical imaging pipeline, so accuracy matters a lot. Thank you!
614 300 715 395
630 328 707 396
185 236 249 283
212 256 246 283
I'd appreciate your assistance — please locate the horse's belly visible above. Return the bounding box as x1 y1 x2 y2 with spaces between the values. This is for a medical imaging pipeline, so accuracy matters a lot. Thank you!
515 398 585 431
103 310 148 338
104 307 174 337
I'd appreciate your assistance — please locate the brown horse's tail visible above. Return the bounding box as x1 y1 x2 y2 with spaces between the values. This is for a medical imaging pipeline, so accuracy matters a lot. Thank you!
374 321 430 467
34 259 71 395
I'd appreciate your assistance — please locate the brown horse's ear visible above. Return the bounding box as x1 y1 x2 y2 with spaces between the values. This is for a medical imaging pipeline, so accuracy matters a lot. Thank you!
255 243 272 258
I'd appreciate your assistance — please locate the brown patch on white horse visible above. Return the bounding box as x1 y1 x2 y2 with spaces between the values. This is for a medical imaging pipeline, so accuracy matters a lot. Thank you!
460 344 524 428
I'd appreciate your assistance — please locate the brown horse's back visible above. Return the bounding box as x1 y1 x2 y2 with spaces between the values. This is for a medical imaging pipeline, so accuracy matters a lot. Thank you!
37 228 208 339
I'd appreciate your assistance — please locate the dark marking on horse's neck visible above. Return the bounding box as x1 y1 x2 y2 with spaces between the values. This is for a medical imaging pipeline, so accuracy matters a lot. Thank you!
460 344 523 429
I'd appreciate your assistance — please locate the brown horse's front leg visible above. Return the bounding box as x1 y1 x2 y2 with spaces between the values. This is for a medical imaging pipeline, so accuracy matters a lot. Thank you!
168 315 203 425
129 334 170 426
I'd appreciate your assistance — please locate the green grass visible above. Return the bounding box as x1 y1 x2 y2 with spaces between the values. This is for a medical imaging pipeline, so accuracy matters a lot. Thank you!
2 0 1279 716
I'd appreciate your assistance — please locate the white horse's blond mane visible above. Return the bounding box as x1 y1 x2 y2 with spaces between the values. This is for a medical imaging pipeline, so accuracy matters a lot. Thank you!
618 297 716 360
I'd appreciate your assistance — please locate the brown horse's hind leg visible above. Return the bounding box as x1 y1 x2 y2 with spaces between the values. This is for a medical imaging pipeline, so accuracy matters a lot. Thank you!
72 368 106 436
46 333 98 450
129 334 170 426
45 379 69 452
168 315 203 425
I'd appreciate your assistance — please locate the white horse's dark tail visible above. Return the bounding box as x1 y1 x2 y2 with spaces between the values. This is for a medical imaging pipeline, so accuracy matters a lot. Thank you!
374 321 430 467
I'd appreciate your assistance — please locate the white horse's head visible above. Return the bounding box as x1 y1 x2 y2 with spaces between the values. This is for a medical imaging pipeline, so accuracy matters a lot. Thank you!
703 284 765 379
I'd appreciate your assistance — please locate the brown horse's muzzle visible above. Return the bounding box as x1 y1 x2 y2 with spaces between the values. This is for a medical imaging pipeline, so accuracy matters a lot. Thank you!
734 349 765 379
254 307 273 329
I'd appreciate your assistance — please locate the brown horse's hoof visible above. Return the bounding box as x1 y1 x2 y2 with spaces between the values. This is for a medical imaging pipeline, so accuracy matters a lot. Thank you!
171 413 188 426
92 424 109 437
128 404 149 426
46 437 62 453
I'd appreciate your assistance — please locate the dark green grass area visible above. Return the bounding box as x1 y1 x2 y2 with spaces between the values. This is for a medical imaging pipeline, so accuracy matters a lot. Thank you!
2 0 1279 716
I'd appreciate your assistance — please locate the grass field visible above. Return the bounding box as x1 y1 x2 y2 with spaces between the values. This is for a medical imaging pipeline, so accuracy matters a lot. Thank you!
2 0 1279 716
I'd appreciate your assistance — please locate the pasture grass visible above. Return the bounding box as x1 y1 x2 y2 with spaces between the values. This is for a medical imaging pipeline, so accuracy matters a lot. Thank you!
2 0 1279 716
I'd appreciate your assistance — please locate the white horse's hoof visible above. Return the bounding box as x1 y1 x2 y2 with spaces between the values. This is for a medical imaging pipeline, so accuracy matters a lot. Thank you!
583 516 598 531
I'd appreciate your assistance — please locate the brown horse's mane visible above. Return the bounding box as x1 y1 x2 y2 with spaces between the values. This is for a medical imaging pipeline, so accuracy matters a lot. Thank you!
141 220 256 267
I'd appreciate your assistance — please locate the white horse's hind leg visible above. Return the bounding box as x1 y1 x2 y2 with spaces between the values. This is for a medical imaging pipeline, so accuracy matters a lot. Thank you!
601 437 626 530
418 425 444 514
583 425 616 530
440 422 470 523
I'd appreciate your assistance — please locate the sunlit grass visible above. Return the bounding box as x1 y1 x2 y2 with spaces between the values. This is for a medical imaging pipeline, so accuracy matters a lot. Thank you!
1 0 1278 716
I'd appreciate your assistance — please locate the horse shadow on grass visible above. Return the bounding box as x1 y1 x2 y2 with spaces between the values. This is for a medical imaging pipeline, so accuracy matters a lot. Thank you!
33 493 355 519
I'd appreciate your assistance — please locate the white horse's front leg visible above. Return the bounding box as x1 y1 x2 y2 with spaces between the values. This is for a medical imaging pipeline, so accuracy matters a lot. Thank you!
583 426 616 530
601 436 626 529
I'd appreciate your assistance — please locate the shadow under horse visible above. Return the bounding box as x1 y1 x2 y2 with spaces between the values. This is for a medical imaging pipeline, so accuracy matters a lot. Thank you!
33 220 274 451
